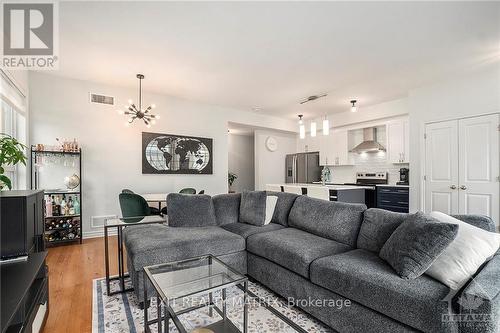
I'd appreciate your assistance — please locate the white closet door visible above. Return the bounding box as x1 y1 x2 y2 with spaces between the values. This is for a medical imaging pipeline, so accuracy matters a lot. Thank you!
425 120 459 214
458 114 499 223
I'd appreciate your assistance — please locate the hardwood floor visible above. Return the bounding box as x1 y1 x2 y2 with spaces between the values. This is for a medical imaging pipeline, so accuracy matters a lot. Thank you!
42 236 124 333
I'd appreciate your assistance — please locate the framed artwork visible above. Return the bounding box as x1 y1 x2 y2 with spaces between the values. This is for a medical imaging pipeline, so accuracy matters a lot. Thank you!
142 132 213 174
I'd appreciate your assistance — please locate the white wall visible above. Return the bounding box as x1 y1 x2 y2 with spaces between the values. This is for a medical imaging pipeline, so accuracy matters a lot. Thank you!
255 129 297 190
228 133 254 192
29 72 296 237
408 65 500 214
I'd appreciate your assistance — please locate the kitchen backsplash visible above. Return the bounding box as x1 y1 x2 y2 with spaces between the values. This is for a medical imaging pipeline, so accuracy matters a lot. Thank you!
325 151 409 185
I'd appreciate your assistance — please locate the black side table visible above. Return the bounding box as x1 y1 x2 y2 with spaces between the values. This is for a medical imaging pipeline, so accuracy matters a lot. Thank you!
104 215 166 295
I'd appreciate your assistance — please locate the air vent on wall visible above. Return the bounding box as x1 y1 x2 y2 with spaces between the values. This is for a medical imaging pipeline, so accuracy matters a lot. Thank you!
90 93 115 105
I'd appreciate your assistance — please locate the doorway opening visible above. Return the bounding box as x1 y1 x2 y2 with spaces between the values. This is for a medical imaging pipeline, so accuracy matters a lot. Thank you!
228 123 255 193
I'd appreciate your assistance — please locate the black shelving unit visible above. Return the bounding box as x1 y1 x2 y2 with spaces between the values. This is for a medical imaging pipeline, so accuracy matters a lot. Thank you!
30 147 83 246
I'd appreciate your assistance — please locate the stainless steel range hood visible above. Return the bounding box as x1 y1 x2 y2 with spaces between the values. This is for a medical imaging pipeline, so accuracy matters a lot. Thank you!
350 127 386 153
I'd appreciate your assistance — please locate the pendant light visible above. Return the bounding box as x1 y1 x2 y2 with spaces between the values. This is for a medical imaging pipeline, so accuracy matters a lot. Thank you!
350 100 357 113
310 121 317 137
298 115 305 139
118 74 159 127
322 115 329 135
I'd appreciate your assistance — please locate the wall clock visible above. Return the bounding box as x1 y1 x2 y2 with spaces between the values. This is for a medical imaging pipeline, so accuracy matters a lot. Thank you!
265 136 278 152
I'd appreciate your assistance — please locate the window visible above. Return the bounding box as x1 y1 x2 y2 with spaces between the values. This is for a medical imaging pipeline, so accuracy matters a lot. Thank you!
1 86 27 190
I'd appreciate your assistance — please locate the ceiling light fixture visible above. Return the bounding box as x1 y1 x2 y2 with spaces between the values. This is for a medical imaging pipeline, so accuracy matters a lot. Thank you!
310 121 317 137
118 74 159 127
322 115 329 136
298 115 305 139
350 100 357 113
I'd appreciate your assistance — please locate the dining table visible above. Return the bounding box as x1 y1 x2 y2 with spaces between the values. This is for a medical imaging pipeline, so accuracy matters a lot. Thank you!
141 193 169 210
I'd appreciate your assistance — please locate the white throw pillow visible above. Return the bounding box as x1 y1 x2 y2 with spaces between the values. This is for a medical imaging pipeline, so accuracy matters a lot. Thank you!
264 196 278 225
425 211 500 290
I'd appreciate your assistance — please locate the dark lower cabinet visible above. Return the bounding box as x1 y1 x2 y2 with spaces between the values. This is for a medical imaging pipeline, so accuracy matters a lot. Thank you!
329 189 366 204
1 252 49 333
376 186 409 213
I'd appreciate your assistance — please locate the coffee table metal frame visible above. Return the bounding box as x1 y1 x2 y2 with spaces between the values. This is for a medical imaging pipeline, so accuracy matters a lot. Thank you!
104 215 166 296
143 255 248 333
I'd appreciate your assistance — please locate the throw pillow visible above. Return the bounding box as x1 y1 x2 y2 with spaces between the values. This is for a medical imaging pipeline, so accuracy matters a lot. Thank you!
264 195 278 225
239 191 267 226
379 212 458 279
357 208 409 253
425 211 500 290
166 193 217 227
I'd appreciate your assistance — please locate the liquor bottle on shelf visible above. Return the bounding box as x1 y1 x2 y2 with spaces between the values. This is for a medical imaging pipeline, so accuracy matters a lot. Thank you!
60 195 68 216
45 195 52 217
73 196 80 215
68 196 75 215
51 196 58 216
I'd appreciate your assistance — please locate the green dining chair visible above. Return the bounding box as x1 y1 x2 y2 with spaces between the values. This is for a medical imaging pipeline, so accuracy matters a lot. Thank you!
118 193 162 220
121 189 161 215
179 188 196 194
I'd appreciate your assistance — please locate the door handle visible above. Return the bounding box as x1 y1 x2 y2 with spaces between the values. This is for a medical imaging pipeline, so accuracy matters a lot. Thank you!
460 185 467 190
450 185 457 189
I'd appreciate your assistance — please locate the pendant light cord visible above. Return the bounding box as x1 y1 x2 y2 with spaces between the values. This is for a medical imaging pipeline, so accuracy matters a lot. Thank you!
139 77 142 112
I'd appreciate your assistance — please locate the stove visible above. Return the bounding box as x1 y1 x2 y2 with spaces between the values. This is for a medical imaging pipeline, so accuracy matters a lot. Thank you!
354 172 387 185
343 172 388 208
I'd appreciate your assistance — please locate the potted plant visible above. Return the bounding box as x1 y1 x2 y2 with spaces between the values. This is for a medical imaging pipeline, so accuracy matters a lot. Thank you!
0 133 27 190
228 172 238 193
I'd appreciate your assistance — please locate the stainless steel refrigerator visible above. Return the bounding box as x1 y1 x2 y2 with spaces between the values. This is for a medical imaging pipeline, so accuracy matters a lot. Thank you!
285 152 321 183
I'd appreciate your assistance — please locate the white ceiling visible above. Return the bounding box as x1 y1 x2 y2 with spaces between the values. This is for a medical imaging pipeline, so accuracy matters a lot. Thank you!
54 1 500 120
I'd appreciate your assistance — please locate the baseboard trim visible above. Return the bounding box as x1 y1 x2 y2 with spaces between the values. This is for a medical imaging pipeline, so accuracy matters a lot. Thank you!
83 228 117 239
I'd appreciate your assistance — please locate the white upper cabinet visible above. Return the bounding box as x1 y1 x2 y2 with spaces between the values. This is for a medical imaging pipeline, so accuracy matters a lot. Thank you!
388 119 409 163
319 129 352 166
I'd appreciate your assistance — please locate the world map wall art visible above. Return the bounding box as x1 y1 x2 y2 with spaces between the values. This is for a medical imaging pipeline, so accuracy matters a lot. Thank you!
142 132 213 174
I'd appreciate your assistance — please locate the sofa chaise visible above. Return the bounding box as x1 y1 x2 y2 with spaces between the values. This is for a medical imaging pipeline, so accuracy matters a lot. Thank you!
122 192 500 333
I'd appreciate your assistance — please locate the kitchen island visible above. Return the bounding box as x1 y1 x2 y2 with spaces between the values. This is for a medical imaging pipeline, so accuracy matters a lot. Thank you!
266 183 366 204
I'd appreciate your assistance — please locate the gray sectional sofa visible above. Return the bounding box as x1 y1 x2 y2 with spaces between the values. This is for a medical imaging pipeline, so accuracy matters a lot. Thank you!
122 191 500 333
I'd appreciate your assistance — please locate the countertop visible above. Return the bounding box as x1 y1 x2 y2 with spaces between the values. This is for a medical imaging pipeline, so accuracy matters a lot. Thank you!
376 184 410 188
269 183 372 190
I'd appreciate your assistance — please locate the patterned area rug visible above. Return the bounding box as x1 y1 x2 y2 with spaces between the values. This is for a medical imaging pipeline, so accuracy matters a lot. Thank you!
92 278 332 333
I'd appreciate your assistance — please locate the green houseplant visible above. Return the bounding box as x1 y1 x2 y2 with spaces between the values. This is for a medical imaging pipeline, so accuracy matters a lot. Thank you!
228 172 238 192
0 133 27 190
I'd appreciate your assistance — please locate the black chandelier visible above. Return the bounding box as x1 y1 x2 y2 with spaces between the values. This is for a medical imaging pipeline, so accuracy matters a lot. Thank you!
119 74 159 127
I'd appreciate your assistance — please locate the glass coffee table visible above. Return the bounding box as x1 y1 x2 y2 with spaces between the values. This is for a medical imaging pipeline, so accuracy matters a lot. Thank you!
143 255 248 333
